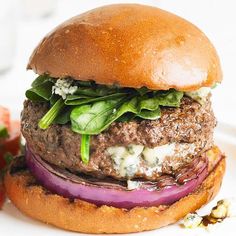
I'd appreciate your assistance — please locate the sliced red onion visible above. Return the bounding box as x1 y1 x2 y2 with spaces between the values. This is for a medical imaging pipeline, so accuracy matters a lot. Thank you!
26 147 208 209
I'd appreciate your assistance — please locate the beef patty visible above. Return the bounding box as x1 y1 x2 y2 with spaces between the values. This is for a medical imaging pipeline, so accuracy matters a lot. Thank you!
21 96 216 181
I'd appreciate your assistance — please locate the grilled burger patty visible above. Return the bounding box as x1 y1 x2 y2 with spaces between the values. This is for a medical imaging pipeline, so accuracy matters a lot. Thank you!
21 96 216 181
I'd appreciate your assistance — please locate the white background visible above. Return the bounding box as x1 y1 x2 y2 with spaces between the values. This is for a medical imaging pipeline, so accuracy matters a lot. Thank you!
0 0 236 125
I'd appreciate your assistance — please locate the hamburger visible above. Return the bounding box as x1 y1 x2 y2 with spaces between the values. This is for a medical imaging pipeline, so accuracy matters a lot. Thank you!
4 4 225 234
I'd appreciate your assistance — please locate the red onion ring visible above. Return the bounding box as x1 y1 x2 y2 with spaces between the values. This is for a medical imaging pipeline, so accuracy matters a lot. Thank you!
26 147 208 209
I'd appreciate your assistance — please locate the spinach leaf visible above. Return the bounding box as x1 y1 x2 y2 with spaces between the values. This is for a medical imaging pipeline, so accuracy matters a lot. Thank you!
65 93 126 105
25 80 54 101
116 113 136 122
111 97 139 117
65 94 92 101
81 134 90 164
136 87 150 96
53 106 73 125
50 94 61 106
38 98 65 129
153 90 184 107
31 74 52 87
70 90 183 135
74 86 117 97
71 97 143 135
71 97 127 134
138 96 159 111
77 80 95 87
136 107 161 119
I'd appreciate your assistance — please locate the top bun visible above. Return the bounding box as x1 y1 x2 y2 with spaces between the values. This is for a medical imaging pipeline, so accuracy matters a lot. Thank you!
27 4 222 91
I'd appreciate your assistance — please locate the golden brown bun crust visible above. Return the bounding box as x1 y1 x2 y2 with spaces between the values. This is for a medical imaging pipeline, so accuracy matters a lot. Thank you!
4 147 225 234
27 4 222 91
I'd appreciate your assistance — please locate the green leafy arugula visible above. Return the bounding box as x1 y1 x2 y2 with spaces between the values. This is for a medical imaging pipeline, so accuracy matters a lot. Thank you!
25 75 184 163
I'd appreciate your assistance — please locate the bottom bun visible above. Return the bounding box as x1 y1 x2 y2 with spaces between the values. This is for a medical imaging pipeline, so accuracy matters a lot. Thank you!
4 147 225 234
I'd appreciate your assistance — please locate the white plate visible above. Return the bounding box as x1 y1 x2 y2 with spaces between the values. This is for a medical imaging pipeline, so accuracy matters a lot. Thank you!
0 123 235 236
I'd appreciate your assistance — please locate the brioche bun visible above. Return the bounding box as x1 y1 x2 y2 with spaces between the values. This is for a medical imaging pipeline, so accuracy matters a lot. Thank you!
4 148 225 234
27 4 222 91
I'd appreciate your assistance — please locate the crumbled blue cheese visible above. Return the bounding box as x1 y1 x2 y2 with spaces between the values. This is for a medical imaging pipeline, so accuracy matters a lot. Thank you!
127 180 141 190
211 199 236 218
141 143 175 174
182 199 236 229
142 143 175 166
183 213 203 228
107 145 143 177
141 143 196 176
185 87 211 105
52 78 78 99
107 143 197 177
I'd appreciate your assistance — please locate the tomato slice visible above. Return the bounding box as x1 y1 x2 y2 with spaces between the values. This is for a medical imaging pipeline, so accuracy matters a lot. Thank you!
0 182 5 209
0 120 21 169
0 107 20 209
0 106 10 130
